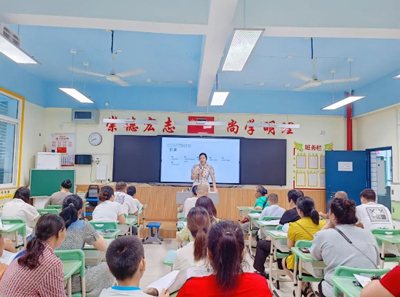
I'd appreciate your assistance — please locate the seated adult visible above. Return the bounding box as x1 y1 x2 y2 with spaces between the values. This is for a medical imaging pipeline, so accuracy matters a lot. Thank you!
93 186 126 224
356 188 393 230
114 182 138 216
2 187 40 242
260 193 285 218
58 195 114 297
0 214 66 297
311 198 380 297
282 196 326 296
253 189 303 276
241 185 269 236
126 185 143 212
44 179 73 208
173 206 210 271
177 196 220 243
179 184 209 217
178 220 272 297
319 190 348 219
361 265 400 297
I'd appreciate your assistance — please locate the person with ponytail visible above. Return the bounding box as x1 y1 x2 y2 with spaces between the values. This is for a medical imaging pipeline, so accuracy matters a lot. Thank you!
1 187 40 242
173 207 210 271
178 221 272 297
311 198 379 297
0 214 66 297
282 196 326 296
93 186 126 224
58 195 114 297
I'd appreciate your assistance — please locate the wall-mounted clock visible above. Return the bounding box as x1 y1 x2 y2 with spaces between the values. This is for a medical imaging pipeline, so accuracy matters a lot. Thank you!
89 132 102 146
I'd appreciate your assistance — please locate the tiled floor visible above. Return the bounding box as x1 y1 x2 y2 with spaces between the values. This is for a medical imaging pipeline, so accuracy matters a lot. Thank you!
141 239 295 297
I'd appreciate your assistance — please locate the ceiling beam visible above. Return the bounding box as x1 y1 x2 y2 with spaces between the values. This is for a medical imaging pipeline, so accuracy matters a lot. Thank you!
196 0 238 106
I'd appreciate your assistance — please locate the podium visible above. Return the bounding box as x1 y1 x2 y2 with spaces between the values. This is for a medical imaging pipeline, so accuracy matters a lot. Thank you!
176 191 219 205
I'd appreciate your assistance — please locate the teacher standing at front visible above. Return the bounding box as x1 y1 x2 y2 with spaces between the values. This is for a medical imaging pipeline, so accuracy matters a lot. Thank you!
191 153 217 192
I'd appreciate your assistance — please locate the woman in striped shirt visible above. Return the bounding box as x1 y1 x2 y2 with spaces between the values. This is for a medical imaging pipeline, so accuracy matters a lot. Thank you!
0 214 66 297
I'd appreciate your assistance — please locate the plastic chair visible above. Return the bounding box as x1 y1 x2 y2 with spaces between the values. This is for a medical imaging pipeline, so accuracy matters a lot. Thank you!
276 225 283 231
332 266 390 297
46 205 63 209
164 249 177 271
1 218 26 245
262 216 282 221
55 249 86 297
37 208 61 215
294 240 322 282
89 221 118 231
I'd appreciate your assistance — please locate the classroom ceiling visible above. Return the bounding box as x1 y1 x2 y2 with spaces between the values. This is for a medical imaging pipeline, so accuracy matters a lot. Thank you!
10 25 400 92
3 0 400 111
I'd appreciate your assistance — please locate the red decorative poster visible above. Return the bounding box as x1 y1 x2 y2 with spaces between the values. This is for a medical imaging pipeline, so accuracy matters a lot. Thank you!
245 119 255 135
143 117 156 132
125 117 139 132
188 116 215 134
227 119 239 134
106 115 117 132
264 120 276 135
163 117 175 133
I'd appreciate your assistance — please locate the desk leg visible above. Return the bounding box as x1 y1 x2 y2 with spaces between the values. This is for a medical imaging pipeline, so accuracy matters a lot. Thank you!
248 219 253 256
293 256 299 297
67 277 72 297
269 241 274 289
81 276 86 297
14 231 18 248
297 258 303 297
380 242 385 269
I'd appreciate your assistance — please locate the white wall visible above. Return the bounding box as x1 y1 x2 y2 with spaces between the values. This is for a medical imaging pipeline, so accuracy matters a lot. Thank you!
20 102 45 186
355 106 399 183
40 108 346 188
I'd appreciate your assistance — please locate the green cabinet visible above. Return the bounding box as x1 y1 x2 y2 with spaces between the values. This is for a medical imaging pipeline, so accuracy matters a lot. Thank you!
391 201 400 221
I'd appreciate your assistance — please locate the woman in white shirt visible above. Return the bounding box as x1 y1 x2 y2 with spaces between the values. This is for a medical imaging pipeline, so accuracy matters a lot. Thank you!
173 206 210 271
2 187 40 241
92 186 126 224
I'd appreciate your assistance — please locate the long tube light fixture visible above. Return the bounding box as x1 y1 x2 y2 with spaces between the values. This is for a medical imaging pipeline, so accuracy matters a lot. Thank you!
175 121 228 126
59 88 94 103
0 31 38 64
102 118 158 125
246 122 300 129
222 28 265 72
322 95 365 110
393 74 400 79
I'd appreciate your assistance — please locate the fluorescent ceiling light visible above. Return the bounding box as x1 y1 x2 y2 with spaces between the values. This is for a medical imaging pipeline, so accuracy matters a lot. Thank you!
246 122 300 129
322 95 365 110
102 119 158 125
0 35 38 64
393 74 400 79
174 121 228 126
59 88 94 103
222 28 265 71
210 91 229 106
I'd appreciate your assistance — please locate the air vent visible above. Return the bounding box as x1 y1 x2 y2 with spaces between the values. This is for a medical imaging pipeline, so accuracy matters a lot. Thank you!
0 25 21 47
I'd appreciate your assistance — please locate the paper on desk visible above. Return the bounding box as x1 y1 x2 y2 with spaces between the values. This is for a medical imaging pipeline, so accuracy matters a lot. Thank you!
146 267 212 294
354 274 371 288
258 220 280 226
0 224 14 231
269 231 287 237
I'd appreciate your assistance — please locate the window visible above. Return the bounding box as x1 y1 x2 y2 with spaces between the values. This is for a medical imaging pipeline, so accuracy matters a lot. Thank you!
0 90 23 187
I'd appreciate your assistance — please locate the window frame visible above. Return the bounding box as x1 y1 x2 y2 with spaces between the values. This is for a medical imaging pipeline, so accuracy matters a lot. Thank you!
0 87 25 188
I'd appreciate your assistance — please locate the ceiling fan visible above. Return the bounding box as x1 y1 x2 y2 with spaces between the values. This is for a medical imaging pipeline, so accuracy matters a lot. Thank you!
69 31 144 87
292 38 360 91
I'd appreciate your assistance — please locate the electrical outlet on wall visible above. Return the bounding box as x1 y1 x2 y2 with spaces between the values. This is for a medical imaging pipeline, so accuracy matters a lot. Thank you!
93 155 101 162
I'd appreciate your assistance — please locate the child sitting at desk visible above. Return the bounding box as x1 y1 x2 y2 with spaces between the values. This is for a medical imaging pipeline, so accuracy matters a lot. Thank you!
177 220 272 297
311 198 379 297
58 195 114 297
173 207 210 271
93 186 126 224
127 185 144 213
100 236 169 297
282 196 326 296
0 214 66 297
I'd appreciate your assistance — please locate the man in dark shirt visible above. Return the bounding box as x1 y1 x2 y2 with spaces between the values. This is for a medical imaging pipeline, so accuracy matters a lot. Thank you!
253 189 303 276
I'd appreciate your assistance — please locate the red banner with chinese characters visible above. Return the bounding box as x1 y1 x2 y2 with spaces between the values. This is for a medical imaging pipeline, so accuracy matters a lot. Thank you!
187 116 215 134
